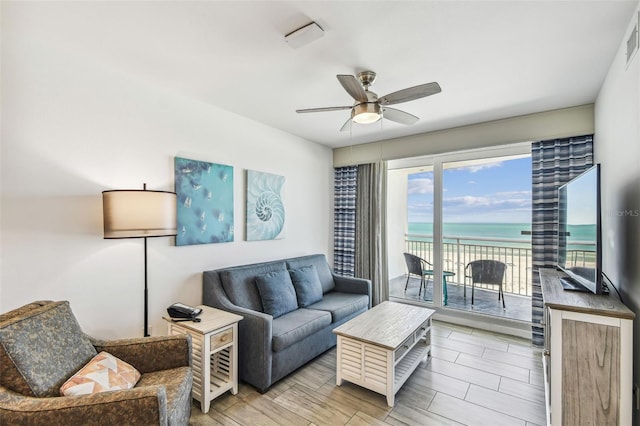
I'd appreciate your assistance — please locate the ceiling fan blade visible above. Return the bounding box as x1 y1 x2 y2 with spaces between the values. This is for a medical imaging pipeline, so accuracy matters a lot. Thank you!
337 75 368 103
296 106 353 113
382 107 419 125
339 117 353 132
379 82 441 105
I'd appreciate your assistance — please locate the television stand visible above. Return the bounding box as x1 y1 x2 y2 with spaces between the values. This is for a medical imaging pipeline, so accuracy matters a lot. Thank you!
540 268 634 425
559 277 590 292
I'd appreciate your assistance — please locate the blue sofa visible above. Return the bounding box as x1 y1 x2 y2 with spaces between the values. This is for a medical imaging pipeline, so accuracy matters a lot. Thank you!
202 254 371 392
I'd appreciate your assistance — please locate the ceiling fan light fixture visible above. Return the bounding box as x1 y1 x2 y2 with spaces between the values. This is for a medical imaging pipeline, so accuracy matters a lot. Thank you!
352 103 381 124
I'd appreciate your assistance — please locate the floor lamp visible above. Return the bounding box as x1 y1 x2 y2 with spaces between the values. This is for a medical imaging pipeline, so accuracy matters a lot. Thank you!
102 184 177 337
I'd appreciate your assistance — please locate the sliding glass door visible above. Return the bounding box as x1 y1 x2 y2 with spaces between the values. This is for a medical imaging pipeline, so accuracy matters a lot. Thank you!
388 164 440 303
387 143 533 323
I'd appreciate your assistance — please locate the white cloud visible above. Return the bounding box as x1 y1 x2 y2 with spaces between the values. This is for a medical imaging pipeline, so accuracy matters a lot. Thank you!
494 190 531 197
408 178 433 194
445 195 491 207
444 193 531 210
409 202 433 208
468 180 477 185
461 161 503 173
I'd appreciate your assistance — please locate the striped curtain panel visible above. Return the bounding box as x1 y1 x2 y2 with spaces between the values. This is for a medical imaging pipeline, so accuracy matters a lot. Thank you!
334 166 358 276
531 135 593 346
355 161 389 306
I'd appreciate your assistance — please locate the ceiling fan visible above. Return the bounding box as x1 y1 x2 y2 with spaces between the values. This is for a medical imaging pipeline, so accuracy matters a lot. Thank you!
296 70 441 131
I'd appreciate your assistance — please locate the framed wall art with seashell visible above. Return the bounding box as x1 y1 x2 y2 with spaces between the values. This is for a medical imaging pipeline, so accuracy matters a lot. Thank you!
174 156 234 246
245 170 285 241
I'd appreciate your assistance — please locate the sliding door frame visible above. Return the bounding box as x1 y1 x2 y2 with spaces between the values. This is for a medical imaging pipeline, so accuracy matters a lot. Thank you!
389 142 532 333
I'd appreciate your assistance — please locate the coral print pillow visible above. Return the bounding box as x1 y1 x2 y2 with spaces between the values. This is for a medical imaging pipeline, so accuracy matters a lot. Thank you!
60 351 141 396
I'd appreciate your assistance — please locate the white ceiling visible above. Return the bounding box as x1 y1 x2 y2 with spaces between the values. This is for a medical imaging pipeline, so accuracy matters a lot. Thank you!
14 1 638 148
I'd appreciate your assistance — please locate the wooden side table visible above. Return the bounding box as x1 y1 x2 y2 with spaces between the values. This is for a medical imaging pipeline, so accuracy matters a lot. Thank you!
164 305 242 413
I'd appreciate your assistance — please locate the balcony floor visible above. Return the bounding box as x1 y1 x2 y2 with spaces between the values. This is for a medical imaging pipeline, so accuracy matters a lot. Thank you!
390 275 532 323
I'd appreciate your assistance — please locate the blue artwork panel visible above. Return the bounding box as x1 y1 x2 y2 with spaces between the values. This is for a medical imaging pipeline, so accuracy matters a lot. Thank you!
175 157 234 245
246 170 285 241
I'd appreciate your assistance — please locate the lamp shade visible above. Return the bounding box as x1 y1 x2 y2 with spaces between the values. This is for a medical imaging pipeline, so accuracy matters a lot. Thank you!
103 189 177 239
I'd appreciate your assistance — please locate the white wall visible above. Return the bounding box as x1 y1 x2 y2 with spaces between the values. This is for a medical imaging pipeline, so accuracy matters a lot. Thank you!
595 3 640 424
334 104 594 167
0 5 333 339
386 169 410 279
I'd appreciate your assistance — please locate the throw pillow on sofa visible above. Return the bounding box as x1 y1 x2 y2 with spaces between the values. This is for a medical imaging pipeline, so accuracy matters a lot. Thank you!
289 265 323 307
255 269 298 318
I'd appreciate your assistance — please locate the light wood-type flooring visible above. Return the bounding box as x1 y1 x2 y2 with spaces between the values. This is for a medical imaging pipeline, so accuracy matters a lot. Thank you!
189 321 545 426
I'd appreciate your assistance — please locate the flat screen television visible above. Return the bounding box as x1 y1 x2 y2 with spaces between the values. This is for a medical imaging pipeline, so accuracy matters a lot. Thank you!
556 164 604 294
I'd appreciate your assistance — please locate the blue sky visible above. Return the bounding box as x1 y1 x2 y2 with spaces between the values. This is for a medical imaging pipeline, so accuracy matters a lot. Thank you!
408 157 532 223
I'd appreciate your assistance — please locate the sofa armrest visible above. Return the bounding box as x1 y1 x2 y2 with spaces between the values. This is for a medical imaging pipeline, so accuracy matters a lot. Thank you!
89 335 191 374
202 271 274 391
333 274 372 308
227 306 273 392
0 384 169 425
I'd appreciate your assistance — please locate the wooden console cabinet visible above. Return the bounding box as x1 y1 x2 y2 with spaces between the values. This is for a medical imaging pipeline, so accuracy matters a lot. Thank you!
540 268 634 425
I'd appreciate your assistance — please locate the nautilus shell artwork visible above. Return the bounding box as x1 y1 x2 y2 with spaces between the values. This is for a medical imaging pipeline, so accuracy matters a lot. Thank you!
246 170 285 241
174 157 234 246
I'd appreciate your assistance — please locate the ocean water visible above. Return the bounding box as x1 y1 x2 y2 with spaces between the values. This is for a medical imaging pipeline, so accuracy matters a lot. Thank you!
408 222 596 249
408 223 531 241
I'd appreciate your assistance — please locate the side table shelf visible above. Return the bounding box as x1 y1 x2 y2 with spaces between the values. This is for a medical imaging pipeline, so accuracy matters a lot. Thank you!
164 305 243 414
394 331 431 391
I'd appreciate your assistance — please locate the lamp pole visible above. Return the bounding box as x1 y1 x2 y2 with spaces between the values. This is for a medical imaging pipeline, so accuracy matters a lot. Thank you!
144 236 149 337
142 183 149 337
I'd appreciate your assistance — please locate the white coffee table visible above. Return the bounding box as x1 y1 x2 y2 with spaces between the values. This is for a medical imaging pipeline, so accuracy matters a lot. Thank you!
332 301 434 406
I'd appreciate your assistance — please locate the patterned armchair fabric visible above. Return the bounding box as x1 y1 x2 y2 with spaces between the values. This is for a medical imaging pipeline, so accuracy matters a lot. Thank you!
0 301 193 425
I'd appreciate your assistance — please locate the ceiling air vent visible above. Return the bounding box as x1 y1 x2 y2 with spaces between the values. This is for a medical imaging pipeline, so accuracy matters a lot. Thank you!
284 22 324 49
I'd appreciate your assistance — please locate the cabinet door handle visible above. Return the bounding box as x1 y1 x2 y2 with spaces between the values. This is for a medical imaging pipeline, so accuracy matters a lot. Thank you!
543 349 550 357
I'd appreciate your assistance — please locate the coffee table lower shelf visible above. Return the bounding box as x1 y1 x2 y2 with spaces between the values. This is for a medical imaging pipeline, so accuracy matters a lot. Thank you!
336 333 431 406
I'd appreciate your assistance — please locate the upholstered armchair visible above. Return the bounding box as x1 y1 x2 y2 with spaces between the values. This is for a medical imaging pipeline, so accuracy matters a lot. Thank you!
0 301 193 425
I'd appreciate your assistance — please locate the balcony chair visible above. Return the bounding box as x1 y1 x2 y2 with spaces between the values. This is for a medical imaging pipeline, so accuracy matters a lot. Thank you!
0 300 193 425
464 260 507 309
403 252 431 296
403 253 455 305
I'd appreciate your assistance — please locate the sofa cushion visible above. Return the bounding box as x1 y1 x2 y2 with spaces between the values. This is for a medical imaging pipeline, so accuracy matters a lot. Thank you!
286 254 335 293
289 265 323 307
271 308 332 352
219 261 287 311
0 301 97 397
60 351 141 396
255 270 299 318
307 292 370 322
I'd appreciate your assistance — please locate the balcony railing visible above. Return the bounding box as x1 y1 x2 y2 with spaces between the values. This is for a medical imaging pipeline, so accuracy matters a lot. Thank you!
406 233 535 296
405 233 596 297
